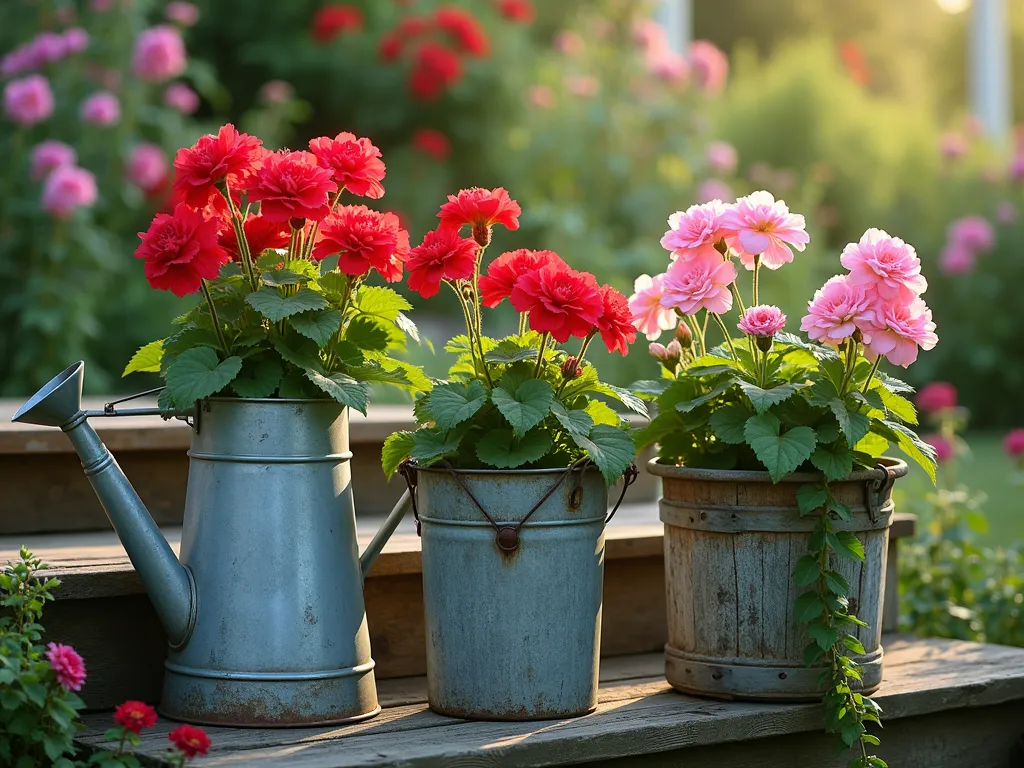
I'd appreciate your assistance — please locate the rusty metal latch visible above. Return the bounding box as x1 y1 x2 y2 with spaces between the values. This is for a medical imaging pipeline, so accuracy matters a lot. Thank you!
866 463 897 524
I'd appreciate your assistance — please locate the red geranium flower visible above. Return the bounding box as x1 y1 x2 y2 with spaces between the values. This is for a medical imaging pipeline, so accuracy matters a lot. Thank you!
114 700 158 734
596 284 637 355
378 32 402 62
398 15 430 38
312 205 409 283
510 264 604 342
245 150 338 223
497 0 535 23
434 6 489 57
308 132 386 199
408 42 462 101
311 4 363 43
411 128 451 161
135 203 230 297
218 213 290 261
168 724 210 759
437 186 521 245
172 123 264 208
406 227 479 298
478 248 564 307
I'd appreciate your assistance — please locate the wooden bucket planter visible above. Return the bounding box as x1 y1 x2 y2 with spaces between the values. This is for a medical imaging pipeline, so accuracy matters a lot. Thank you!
648 458 908 702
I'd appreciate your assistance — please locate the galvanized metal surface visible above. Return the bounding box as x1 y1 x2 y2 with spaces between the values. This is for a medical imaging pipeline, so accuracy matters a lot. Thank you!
416 466 608 720
648 457 908 702
12 362 413 726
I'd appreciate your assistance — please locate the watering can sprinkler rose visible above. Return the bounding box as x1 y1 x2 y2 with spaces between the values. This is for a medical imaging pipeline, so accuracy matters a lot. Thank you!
628 191 938 767
12 125 429 726
385 188 642 719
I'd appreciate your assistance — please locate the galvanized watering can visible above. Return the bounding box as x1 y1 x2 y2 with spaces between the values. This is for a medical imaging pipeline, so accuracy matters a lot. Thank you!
12 362 411 727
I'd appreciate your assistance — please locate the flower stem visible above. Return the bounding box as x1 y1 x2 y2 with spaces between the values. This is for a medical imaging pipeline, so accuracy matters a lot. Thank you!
447 280 482 379
533 332 550 377
839 339 860 396
731 282 747 317
861 357 883 395
518 312 527 336
752 254 761 306
711 313 739 360
224 183 257 290
201 280 229 355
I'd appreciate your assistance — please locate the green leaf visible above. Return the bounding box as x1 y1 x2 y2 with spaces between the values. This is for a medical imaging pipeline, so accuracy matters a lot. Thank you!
829 398 871 447
796 483 828 516
382 431 415 479
426 380 489 430
592 381 649 418
246 287 328 322
808 621 840 651
743 413 817 483
261 268 312 287
370 356 432 392
411 427 463 465
122 339 164 376
485 337 541 364
803 641 826 667
492 379 555 435
317 271 349 300
738 381 803 414
347 362 411 386
843 635 867 654
686 354 743 376
476 428 552 469
793 555 821 587
354 284 411 321
289 310 342 348
811 443 854 482
675 379 734 414
165 348 242 407
303 369 369 414
828 531 866 561
875 371 915 394
571 424 637 484
584 399 621 427
274 337 324 372
629 379 670 398
775 332 840 361
709 404 752 444
794 591 826 622
396 312 421 344
874 386 917 425
344 315 391 351
825 570 850 596
854 431 890 458
877 419 937 482
550 401 594 436
231 356 283 398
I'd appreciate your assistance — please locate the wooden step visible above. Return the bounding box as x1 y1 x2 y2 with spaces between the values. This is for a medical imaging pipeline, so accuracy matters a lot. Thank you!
73 637 1024 768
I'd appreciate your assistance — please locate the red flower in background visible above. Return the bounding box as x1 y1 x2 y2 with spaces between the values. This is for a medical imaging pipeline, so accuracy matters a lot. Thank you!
312 205 409 283
434 6 489 57
218 213 290 261
309 132 386 198
839 40 870 86
406 228 479 298
438 186 521 245
245 150 338 223
408 42 462 101
114 701 158 734
311 4 363 43
399 15 430 38
168 724 210 759
135 203 229 297
378 33 402 62
596 285 637 355
479 248 564 307
497 0 535 23
510 264 604 342
172 124 264 208
412 128 451 161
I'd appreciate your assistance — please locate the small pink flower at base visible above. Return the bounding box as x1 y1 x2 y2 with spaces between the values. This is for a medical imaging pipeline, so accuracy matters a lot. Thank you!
566 75 599 97
42 166 97 219
80 91 120 126
705 141 737 175
46 642 86 691
660 246 736 315
4 75 54 126
628 273 675 340
938 243 975 275
947 215 995 255
840 228 927 303
31 141 76 181
799 274 877 345
660 200 729 255
738 305 786 337
688 40 728 94
719 190 809 270
164 83 200 114
168 724 210 759
923 434 954 463
596 285 637 355
916 381 957 414
996 201 1017 224
1003 428 1024 459
114 700 158 734
527 85 556 109
165 1 200 26
63 28 90 55
863 298 938 368
127 143 169 192
940 133 967 161
696 178 732 204
405 228 478 299
133 26 187 83
31 32 67 64
554 30 584 56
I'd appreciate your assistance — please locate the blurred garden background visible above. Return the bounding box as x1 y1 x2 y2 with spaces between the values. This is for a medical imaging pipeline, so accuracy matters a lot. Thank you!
2 0 1022 640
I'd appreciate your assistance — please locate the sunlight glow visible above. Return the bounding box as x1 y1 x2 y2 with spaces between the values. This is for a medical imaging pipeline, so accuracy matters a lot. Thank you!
936 0 970 14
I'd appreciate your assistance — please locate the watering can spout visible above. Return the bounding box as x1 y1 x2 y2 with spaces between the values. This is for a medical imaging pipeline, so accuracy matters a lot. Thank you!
12 363 196 648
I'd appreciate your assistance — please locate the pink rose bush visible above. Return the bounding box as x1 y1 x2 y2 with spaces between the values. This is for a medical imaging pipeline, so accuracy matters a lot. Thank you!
719 190 810 269
132 25 187 82
3 74 54 126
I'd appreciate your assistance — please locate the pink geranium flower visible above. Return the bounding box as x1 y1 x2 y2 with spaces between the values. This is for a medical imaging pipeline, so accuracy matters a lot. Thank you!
719 190 809 269
628 273 676 340
126 143 168 192
947 215 995 254
527 85 556 109
688 40 728 94
1004 428 1024 459
705 141 737 175
164 83 199 114
660 200 730 256
46 643 86 691
799 274 877 345
132 25 187 82
924 433 954 463
63 28 90 55
31 141 76 181
3 74 54 126
916 382 957 414
696 178 732 204
863 298 938 368
41 165 97 218
80 91 120 126
840 228 927 303
660 246 736 315
738 304 786 337
938 243 975 275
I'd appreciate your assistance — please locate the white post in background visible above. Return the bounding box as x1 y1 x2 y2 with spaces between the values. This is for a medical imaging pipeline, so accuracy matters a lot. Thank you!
970 0 1012 146
658 0 692 54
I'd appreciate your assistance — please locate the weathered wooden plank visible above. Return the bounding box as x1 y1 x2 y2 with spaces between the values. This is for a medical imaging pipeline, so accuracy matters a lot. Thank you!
759 532 790 660
734 532 763 658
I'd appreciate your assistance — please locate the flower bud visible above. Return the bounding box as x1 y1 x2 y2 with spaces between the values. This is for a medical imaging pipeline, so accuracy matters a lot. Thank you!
472 222 491 248
649 341 681 372
756 335 774 353
561 356 582 380
289 216 305 231
674 322 693 349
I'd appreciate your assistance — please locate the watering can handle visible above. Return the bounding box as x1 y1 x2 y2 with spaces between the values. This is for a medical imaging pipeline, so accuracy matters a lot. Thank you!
358 489 413 583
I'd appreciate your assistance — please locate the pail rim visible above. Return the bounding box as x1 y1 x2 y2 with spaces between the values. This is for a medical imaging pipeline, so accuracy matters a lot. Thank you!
413 463 601 477
646 456 908 484
205 396 338 405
